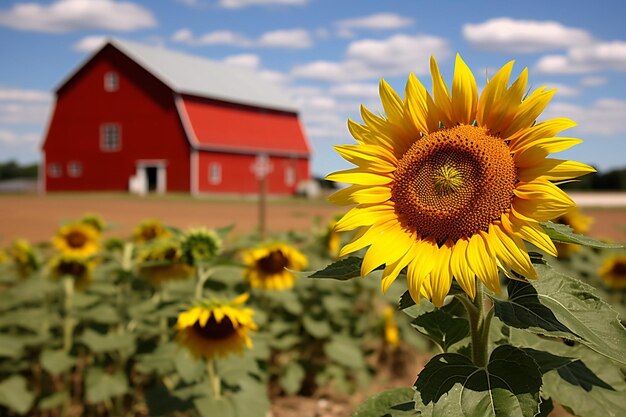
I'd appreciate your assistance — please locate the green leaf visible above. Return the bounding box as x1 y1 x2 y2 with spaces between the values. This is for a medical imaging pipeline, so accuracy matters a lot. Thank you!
541 222 623 248
79 329 136 354
324 336 365 369
0 334 24 358
302 315 332 338
0 375 35 414
194 397 236 417
279 361 305 395
85 368 129 403
230 377 270 417
493 263 626 364
522 348 614 392
308 256 364 280
75 304 120 325
411 309 469 352
136 342 177 376
0 307 53 332
38 391 70 411
174 348 204 383
414 345 542 417
352 387 417 417
40 350 76 375
145 383 194 416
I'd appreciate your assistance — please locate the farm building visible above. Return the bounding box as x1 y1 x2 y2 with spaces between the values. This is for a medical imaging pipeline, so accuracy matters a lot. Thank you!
41 38 311 195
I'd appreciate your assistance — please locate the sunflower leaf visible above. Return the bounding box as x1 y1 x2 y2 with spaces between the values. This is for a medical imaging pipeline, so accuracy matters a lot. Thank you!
352 387 418 417
414 345 542 417
0 375 35 414
541 222 623 248
85 368 129 404
307 256 364 280
493 263 626 364
40 349 76 375
410 309 470 352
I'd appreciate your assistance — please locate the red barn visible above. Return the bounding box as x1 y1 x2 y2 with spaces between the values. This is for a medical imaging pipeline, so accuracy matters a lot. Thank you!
41 39 311 195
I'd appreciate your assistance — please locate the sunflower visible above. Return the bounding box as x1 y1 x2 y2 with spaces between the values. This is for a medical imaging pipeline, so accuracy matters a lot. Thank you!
598 255 626 289
52 223 100 257
80 213 106 232
181 227 222 266
383 305 400 347
555 207 594 257
322 216 342 259
0 249 7 265
176 294 257 359
8 239 39 277
137 238 193 287
48 254 96 291
242 242 308 290
327 55 594 307
133 219 171 243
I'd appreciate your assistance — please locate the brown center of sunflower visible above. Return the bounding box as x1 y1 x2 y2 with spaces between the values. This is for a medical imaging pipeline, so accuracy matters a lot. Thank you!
66 231 87 248
392 124 517 244
611 261 626 277
142 227 158 241
58 260 87 277
257 250 289 275
193 315 236 340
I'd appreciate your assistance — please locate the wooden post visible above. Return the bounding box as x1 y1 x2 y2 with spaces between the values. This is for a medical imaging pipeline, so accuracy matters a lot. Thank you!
251 154 272 241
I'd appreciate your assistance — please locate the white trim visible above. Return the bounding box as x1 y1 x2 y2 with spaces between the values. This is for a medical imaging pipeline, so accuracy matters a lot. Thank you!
190 149 199 196
135 159 169 167
284 165 295 186
174 93 200 147
208 162 222 185
130 160 168 195
195 143 309 158
39 153 46 194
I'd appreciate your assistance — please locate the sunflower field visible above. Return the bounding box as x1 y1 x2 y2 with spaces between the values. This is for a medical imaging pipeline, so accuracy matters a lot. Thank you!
2 54 626 417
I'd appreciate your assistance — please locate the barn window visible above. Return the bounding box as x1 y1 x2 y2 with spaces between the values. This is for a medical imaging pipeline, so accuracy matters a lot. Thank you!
104 71 119 92
68 161 82 177
101 124 121 152
48 163 62 178
209 162 221 185
285 166 295 186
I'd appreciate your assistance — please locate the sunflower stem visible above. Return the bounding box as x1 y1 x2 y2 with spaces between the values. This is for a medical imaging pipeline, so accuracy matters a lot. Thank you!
207 358 221 400
62 276 75 352
457 282 491 367
195 266 213 300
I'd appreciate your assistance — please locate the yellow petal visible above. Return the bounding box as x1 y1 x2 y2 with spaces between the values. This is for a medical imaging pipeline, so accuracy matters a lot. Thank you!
405 238 438 303
513 137 583 167
430 56 454 127
489 224 537 279
502 87 555 138
430 241 453 308
405 72 438 133
361 225 413 276
381 240 418 293
334 203 396 232
450 237 476 300
514 180 575 206
518 159 596 182
326 167 393 186
508 215 558 257
379 79 405 125
451 54 478 125
467 232 500 294
509 118 577 150
477 60 514 128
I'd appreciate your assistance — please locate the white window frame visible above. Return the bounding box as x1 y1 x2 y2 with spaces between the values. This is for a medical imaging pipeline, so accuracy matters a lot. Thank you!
285 166 295 186
104 71 119 92
48 163 62 178
100 123 121 152
208 162 221 185
67 161 82 177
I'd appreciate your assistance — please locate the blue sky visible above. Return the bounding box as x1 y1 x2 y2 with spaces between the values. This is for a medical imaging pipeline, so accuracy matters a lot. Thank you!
1 0 626 177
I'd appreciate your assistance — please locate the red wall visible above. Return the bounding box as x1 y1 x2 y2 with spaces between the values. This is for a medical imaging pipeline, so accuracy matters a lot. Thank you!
197 151 309 195
43 46 190 192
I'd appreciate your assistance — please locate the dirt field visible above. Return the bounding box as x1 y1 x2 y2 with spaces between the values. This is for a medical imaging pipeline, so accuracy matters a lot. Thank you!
0 192 625 245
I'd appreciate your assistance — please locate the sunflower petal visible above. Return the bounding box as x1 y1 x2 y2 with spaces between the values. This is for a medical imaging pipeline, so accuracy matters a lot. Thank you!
518 159 596 182
489 224 537 279
334 203 396 232
381 240 418 293
508 215 558 257
430 241 454 307
514 137 583 167
503 87 556 138
361 225 413 276
405 73 438 133
430 56 454 127
467 232 500 294
451 54 478 125
477 60 514 128
450 237 476 299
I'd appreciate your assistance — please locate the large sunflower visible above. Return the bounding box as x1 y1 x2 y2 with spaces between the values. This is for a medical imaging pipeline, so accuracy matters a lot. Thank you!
328 55 594 307
52 223 100 257
176 294 257 359
242 243 308 290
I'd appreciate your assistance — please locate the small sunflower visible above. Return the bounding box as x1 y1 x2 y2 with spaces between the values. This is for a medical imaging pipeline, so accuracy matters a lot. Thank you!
8 239 39 277
181 227 222 266
328 54 594 306
176 294 257 359
243 243 308 290
598 255 626 289
0 249 7 264
52 223 100 257
555 207 594 257
383 306 400 347
322 216 342 259
137 238 193 287
133 219 171 243
80 213 106 232
48 254 96 291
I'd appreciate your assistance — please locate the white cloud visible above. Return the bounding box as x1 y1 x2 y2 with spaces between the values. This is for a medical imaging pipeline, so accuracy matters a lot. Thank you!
535 41 626 74
72 35 109 52
463 18 592 53
580 76 607 87
222 53 261 70
543 82 579 98
176 0 207 7
0 88 50 102
218 0 307 8
336 13 413 31
0 130 40 145
0 0 156 33
292 34 450 81
545 99 626 135
0 103 51 125
257 29 312 48
329 83 378 98
172 28 312 49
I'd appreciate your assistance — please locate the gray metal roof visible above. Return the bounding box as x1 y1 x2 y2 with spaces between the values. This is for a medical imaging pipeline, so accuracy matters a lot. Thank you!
82 38 298 113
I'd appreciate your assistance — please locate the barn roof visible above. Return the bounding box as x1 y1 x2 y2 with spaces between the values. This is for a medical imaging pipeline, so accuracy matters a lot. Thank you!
61 38 298 113
180 96 310 157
